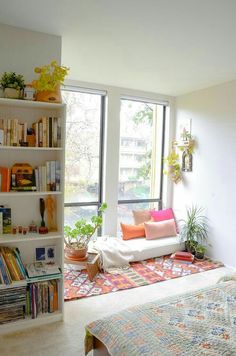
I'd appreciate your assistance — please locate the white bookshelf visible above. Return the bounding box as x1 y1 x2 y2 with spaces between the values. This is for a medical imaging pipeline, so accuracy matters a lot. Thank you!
0 98 65 332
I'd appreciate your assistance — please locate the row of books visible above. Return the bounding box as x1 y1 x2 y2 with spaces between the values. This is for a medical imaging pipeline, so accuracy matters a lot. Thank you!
0 286 26 324
25 280 59 319
0 161 60 192
0 116 61 148
35 161 60 192
0 246 26 285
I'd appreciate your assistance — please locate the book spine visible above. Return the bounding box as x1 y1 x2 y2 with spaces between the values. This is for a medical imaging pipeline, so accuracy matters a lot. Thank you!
0 254 10 284
57 117 61 147
42 117 47 147
14 248 27 278
46 161 51 191
53 117 57 147
55 161 60 191
7 119 11 146
39 122 43 147
48 117 52 147
50 161 56 191
0 212 2 234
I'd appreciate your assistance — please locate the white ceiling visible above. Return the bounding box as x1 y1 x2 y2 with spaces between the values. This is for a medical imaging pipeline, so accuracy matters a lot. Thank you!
0 0 236 96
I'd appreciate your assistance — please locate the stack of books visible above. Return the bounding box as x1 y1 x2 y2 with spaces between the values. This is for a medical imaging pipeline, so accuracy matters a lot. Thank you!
0 286 26 324
170 251 194 264
25 262 62 282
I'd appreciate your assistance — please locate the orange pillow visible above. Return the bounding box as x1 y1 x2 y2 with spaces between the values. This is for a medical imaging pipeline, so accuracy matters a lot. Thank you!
120 223 145 240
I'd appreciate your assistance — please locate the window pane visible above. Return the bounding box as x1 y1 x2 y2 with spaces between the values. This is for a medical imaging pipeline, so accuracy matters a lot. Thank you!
64 205 98 228
118 100 164 201
62 90 102 204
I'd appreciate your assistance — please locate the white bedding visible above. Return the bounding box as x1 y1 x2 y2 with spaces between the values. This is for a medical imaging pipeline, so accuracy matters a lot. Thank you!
89 235 184 271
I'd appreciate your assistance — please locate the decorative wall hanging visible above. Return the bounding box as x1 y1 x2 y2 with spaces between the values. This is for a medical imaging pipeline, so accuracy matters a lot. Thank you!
164 119 195 183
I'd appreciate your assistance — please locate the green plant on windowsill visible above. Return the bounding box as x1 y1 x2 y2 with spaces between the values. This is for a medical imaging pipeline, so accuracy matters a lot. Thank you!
64 203 107 260
179 205 209 254
163 150 182 183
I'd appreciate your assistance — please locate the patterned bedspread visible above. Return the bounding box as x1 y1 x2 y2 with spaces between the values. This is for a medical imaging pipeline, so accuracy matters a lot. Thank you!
85 279 236 355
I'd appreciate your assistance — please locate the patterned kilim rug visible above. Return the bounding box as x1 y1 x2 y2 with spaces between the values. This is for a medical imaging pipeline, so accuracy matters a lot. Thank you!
64 256 223 301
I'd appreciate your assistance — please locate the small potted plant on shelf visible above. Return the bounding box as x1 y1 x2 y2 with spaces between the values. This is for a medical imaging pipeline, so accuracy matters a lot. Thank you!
194 244 207 260
0 72 25 99
32 60 69 103
179 205 208 254
64 203 107 261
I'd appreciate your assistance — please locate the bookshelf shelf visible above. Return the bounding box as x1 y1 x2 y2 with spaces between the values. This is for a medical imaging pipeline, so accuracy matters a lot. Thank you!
0 97 64 109
0 146 62 151
0 191 62 196
0 232 63 243
0 98 65 332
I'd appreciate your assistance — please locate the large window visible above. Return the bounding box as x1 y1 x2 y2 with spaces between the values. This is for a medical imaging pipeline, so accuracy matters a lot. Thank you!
62 88 105 227
118 98 167 225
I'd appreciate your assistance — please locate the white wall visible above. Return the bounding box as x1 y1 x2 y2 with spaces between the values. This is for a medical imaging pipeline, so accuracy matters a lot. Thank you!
173 80 236 268
0 23 61 83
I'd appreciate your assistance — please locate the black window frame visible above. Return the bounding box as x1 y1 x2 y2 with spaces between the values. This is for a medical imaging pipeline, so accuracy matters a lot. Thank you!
62 87 106 224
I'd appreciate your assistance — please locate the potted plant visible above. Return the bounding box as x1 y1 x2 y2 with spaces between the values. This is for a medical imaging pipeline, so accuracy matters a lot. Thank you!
64 203 107 260
0 72 25 99
194 244 207 260
32 60 69 103
180 205 208 254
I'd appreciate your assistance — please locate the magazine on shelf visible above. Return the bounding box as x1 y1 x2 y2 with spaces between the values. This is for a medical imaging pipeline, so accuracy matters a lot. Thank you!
25 262 61 278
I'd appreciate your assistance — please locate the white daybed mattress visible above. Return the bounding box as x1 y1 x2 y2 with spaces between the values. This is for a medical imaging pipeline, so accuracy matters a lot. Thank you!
124 235 185 262
89 235 185 270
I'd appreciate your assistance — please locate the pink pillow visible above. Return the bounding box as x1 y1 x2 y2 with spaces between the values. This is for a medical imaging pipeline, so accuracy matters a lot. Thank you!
132 210 151 225
144 219 177 240
150 208 174 222
150 208 179 233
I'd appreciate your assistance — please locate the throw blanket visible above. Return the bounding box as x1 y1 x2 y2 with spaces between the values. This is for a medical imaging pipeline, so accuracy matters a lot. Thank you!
85 278 236 355
88 237 134 272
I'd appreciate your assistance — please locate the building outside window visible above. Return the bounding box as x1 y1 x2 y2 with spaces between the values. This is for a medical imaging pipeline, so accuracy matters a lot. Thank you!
118 98 167 226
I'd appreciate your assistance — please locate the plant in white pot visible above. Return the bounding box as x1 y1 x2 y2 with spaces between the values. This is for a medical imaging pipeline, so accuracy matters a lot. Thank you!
64 203 107 260
0 72 25 99
179 205 209 254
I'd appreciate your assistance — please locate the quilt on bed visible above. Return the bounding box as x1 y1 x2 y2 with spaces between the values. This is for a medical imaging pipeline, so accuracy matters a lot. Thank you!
85 279 236 355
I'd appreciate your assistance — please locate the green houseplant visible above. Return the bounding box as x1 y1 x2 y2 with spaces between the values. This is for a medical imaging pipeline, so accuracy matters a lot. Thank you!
64 203 107 260
180 205 208 254
194 244 207 260
0 72 25 99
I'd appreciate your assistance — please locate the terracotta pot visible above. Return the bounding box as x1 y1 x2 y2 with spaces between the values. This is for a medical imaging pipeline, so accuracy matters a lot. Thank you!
65 246 88 261
36 85 62 103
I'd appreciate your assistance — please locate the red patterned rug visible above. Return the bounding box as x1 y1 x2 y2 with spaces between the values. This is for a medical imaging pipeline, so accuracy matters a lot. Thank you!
64 256 223 301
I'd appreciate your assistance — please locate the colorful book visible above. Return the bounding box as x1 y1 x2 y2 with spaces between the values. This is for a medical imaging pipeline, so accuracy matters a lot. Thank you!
0 207 11 234
0 167 10 192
